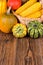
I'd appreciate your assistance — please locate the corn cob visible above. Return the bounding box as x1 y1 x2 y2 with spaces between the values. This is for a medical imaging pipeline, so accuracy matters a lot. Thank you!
41 9 43 14
20 2 42 17
15 0 37 14
27 10 42 18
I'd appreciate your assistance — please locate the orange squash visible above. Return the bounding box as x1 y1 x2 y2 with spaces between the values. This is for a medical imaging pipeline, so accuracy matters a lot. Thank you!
0 13 17 33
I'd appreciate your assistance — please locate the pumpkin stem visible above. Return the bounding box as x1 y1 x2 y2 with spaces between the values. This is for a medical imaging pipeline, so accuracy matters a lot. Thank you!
7 7 11 14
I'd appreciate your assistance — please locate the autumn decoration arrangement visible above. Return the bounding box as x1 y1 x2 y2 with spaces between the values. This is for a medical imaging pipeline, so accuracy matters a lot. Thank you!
0 0 43 38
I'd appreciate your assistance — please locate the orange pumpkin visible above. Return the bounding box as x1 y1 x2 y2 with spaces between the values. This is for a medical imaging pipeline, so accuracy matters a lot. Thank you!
0 13 17 33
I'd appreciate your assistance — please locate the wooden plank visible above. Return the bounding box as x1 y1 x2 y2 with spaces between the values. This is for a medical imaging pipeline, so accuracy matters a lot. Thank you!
15 38 29 65
0 31 17 65
30 38 43 65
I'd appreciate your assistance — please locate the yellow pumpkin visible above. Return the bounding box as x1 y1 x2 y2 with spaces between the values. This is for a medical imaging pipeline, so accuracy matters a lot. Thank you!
0 0 7 14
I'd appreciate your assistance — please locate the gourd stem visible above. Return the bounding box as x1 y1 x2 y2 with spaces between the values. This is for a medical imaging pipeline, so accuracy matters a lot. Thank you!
7 7 11 14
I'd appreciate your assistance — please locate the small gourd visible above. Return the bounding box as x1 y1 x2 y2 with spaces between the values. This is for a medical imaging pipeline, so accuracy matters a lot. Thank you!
27 20 43 38
12 23 27 38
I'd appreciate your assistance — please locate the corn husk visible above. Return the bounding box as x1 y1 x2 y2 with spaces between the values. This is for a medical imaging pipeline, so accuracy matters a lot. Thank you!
12 11 43 26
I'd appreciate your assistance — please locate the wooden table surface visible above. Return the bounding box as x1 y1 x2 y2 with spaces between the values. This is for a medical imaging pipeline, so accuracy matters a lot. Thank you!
0 31 43 65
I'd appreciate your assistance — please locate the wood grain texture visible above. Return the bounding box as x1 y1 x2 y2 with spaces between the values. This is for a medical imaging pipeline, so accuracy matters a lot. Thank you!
0 31 17 65
0 31 43 65
30 38 43 65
